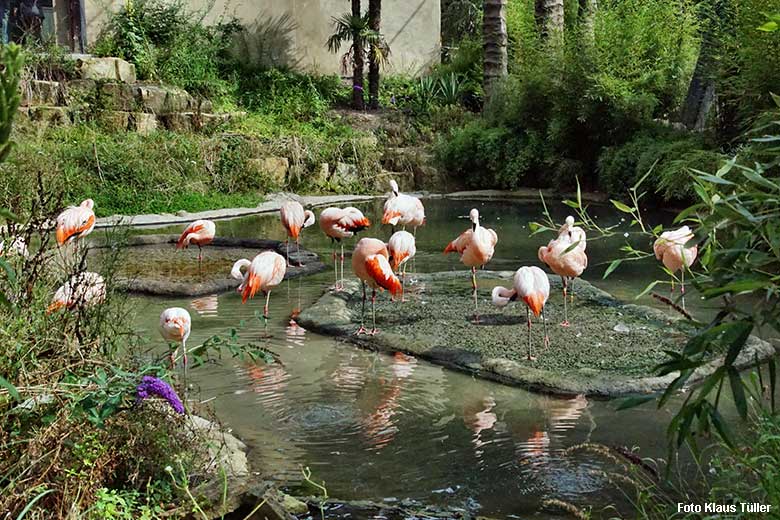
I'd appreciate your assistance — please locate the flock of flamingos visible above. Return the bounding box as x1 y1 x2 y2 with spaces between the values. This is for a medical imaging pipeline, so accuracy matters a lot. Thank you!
4 179 699 376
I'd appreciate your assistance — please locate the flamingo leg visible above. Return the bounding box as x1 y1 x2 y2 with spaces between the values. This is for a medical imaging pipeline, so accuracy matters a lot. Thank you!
542 307 550 351
471 267 480 323
560 277 570 327
354 281 368 335
181 339 188 400
340 243 345 290
198 245 203 274
169 345 178 370
526 307 533 361
286 239 291 267
264 290 271 320
401 263 407 303
295 237 303 267
332 241 339 290
370 288 378 335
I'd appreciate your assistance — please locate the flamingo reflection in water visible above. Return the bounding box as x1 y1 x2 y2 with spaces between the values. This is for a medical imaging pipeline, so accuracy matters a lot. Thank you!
361 352 418 451
517 394 589 463
464 395 498 461
190 295 219 317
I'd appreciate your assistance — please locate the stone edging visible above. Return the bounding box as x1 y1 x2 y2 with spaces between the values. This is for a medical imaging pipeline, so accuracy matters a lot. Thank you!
296 270 775 398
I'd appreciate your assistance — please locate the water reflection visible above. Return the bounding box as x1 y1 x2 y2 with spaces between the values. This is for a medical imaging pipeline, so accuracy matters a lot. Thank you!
190 295 219 316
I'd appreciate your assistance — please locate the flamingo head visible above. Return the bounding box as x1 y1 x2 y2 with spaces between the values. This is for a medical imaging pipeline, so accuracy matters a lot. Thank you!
469 208 480 229
81 199 95 210
389 179 399 196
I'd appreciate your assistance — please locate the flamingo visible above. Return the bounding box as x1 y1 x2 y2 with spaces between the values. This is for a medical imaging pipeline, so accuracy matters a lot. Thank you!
492 266 550 361
444 208 498 323
231 251 287 320
177 219 216 271
387 230 416 301
159 307 192 389
0 236 28 258
56 199 95 246
351 237 402 335
653 226 698 309
280 201 315 266
47 271 106 313
538 216 588 326
382 180 425 234
319 206 371 290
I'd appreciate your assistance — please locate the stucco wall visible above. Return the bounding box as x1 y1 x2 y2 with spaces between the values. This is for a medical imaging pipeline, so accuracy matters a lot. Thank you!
82 0 440 76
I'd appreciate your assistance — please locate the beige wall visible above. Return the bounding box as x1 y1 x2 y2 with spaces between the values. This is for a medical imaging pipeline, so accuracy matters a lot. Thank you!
82 0 440 76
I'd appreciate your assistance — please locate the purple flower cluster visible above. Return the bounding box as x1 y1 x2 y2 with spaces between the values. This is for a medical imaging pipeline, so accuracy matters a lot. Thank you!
136 376 185 414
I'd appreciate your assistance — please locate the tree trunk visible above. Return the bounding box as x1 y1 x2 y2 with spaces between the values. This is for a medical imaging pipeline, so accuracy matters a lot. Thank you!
368 0 381 109
482 0 508 100
578 0 597 39
352 0 365 110
535 0 564 41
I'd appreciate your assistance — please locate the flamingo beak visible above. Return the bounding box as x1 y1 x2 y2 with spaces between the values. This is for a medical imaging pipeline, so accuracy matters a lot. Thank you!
47 301 65 314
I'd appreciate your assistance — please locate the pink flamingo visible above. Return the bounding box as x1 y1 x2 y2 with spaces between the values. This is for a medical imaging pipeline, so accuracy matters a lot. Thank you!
538 216 588 326
387 230 416 301
280 201 315 266
159 307 192 387
653 226 698 309
47 271 106 313
492 266 551 361
382 180 425 234
444 208 498 323
319 206 371 290
177 219 216 271
231 251 287 319
56 199 95 246
352 237 402 335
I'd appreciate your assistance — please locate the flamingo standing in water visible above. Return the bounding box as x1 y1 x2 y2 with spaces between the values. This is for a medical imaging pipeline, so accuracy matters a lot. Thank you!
159 307 192 389
382 180 425 234
319 207 371 290
352 238 402 335
538 216 587 326
492 266 550 361
177 219 216 272
56 199 96 246
653 226 698 310
444 208 498 323
231 251 287 320
387 230 416 301
47 272 106 313
280 201 315 266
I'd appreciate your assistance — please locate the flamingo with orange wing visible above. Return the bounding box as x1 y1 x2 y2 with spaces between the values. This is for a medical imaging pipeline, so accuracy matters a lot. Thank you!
280 201 315 266
352 238 402 335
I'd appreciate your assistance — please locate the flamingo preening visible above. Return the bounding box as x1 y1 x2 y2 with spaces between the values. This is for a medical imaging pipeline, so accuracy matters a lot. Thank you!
387 230 416 302
159 307 192 389
319 206 371 290
177 219 216 272
492 266 550 361
382 180 425 234
231 251 287 320
56 199 96 246
352 237 403 335
444 208 498 323
280 201 315 266
538 216 588 326
653 226 698 309
47 272 106 313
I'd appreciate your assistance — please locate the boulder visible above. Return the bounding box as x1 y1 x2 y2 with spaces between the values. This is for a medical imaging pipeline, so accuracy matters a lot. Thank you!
313 163 330 185
333 162 359 187
134 84 169 113
195 112 231 132
99 82 136 111
30 106 70 126
163 87 195 113
75 56 136 83
248 157 289 186
62 79 97 108
130 112 158 135
97 111 130 132
19 80 63 107
160 112 194 132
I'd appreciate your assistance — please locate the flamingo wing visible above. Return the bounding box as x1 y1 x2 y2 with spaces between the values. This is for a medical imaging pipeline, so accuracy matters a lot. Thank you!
365 254 402 296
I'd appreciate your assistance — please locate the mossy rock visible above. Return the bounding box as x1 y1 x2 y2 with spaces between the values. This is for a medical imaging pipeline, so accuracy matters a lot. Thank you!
89 235 325 296
297 271 774 397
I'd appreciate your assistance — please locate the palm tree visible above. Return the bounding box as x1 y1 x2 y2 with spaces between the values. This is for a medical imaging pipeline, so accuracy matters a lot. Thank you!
327 5 390 110
368 0 382 109
483 0 508 99
535 0 564 41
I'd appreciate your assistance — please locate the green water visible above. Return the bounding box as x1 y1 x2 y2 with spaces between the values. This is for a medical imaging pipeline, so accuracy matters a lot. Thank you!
126 198 731 518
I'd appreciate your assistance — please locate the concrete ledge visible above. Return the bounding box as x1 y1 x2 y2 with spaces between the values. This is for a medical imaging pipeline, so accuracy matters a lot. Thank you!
296 271 774 398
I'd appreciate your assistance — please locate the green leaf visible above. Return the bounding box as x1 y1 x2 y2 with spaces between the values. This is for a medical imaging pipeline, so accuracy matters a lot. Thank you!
709 406 735 449
728 367 748 420
758 20 778 31
610 200 634 213
0 208 20 222
635 280 661 300
616 395 656 410
696 172 735 185
0 375 21 402
603 259 623 279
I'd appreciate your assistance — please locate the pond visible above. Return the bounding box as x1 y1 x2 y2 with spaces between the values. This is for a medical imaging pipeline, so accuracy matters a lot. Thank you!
125 197 733 518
